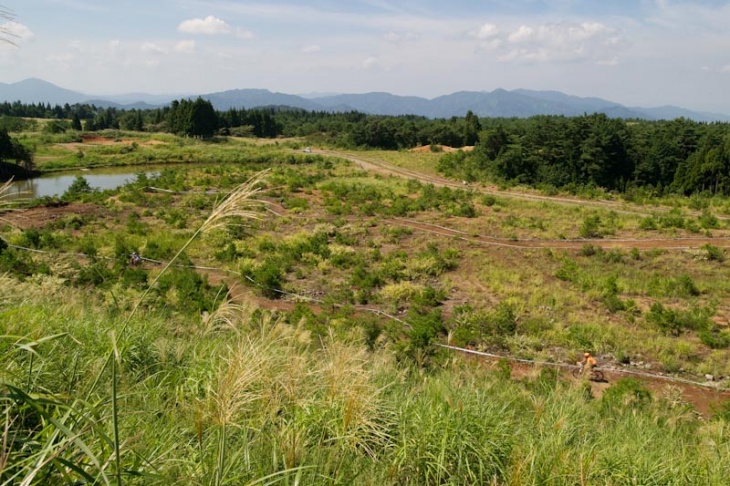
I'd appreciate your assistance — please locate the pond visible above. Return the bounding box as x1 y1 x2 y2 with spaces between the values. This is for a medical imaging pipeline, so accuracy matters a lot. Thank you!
4 167 159 200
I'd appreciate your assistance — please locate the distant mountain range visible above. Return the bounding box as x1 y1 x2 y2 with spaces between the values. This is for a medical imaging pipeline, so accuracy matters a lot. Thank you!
2 77 729 122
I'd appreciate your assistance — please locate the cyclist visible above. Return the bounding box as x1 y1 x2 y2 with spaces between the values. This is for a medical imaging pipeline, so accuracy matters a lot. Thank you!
581 352 597 377
130 251 141 266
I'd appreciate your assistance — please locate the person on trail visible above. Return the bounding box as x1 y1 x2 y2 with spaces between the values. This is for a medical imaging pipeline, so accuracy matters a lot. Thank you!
581 352 597 376
130 251 141 266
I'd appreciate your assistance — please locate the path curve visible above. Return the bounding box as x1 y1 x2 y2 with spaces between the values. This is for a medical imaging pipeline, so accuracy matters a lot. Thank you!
322 149 729 221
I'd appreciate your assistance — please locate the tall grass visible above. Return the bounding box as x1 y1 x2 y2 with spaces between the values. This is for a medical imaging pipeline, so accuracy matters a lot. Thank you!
3 280 730 484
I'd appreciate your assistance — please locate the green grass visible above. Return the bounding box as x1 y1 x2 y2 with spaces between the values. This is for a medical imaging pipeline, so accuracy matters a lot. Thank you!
3 136 730 483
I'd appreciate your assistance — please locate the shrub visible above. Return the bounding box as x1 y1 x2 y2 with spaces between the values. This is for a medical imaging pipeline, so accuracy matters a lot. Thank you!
62 175 95 201
703 244 725 262
601 378 652 412
647 302 712 336
555 258 579 282
603 293 626 314
579 215 602 238
0 248 34 277
244 259 285 299
699 210 719 229
156 267 222 313
658 210 685 229
699 328 730 349
579 244 600 257
639 217 658 230
488 302 517 336
676 274 700 297
481 195 497 206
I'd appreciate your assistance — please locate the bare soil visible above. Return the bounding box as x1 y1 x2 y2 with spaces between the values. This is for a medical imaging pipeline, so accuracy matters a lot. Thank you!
474 354 730 417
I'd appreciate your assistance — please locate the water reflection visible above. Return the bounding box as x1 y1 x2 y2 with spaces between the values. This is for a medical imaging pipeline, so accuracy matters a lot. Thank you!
4 168 157 200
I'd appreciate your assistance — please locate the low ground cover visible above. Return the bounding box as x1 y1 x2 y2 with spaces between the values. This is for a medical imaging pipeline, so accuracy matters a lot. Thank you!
2 133 730 483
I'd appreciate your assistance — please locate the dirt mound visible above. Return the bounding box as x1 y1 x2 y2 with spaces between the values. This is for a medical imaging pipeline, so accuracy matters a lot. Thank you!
409 145 474 153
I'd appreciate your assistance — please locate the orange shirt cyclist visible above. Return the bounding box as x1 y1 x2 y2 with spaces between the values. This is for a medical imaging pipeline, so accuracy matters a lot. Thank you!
582 352 597 375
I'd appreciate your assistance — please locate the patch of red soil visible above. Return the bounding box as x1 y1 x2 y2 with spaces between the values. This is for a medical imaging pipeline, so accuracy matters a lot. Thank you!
409 145 474 153
2 203 103 230
470 353 729 417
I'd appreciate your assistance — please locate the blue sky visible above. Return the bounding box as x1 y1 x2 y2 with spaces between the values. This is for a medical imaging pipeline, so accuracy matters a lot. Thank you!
2 0 730 113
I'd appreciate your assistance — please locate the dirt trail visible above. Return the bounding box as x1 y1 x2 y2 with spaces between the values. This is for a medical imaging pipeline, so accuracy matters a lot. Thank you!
322 149 729 221
389 217 730 250
462 350 730 417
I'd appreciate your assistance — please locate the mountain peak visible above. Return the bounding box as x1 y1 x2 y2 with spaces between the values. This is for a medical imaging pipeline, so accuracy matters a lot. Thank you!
1 78 728 122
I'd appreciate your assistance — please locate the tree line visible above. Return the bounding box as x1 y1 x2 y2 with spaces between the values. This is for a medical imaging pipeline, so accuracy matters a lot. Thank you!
3 97 730 195
0 98 481 147
438 114 730 195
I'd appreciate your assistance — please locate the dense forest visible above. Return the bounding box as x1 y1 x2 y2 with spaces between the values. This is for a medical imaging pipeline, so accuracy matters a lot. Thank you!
2 98 730 195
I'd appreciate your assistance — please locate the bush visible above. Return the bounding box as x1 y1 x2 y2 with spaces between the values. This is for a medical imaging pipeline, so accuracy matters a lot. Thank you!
245 259 285 299
647 302 712 336
156 267 222 313
604 293 626 313
579 215 602 238
676 274 700 297
62 175 95 201
703 244 725 262
699 210 719 229
488 302 517 336
699 328 730 349
601 378 652 412
0 248 35 277
639 217 658 230
579 244 600 257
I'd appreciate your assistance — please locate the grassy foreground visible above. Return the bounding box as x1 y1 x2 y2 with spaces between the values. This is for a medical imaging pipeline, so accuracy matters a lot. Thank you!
3 276 730 485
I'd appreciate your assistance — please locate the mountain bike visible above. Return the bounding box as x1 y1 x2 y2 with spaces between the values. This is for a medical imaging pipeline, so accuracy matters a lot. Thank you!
571 364 605 382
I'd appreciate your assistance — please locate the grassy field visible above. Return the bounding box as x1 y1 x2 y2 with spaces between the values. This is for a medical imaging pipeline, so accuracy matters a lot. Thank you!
2 130 730 484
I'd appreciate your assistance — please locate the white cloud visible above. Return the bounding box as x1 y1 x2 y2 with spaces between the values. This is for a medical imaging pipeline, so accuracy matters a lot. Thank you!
141 42 167 54
235 27 254 40
597 56 619 66
0 21 34 47
178 16 232 35
476 38 503 52
175 40 197 54
474 23 500 40
362 56 379 69
383 31 420 44
46 52 75 70
302 44 321 53
473 21 627 64
720 65 730 73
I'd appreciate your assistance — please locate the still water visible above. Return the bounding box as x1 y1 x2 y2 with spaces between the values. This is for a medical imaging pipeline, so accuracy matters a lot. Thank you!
4 168 156 200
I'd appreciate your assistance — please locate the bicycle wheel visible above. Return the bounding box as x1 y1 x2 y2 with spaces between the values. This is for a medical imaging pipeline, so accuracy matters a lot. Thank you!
571 367 582 378
591 370 604 382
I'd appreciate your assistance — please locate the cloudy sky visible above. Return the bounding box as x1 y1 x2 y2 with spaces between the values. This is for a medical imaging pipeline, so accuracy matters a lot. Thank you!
1 0 730 113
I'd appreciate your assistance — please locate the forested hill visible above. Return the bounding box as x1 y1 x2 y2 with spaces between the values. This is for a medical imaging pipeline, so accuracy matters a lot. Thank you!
2 78 730 122
3 97 730 197
438 115 730 196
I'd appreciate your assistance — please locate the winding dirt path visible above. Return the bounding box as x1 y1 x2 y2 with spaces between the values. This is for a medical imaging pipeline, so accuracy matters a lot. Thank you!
322 149 729 221
388 217 730 250
318 149 730 250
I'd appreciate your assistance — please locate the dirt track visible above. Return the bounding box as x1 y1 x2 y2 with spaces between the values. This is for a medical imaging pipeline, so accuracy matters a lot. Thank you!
324 149 730 221
319 149 730 250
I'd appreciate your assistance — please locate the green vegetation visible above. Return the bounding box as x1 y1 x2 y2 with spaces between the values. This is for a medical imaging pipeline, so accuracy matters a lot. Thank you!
2 126 730 484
